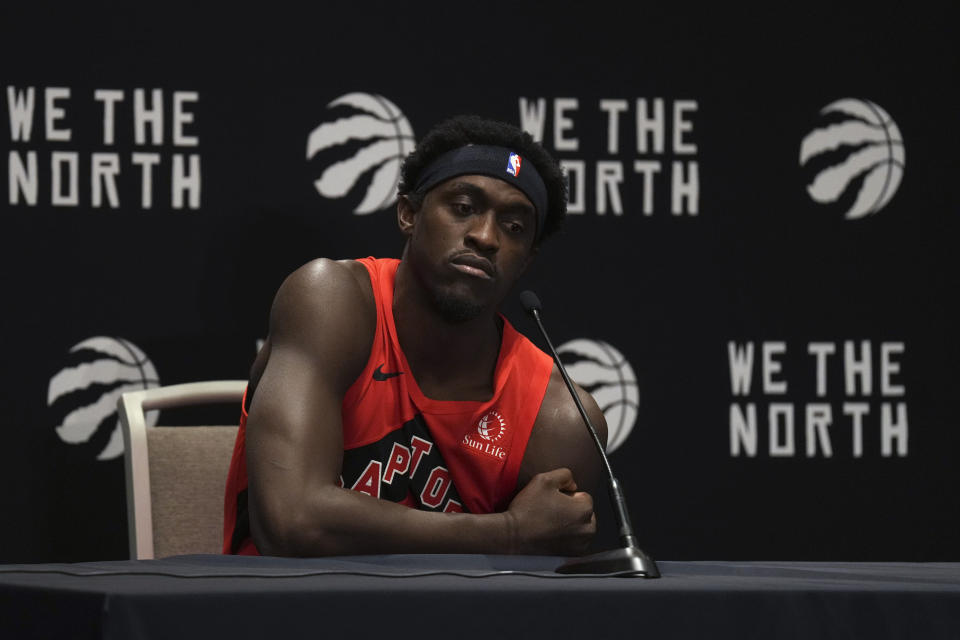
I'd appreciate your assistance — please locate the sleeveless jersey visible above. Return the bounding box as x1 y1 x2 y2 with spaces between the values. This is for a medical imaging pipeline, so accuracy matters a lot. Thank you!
223 257 554 555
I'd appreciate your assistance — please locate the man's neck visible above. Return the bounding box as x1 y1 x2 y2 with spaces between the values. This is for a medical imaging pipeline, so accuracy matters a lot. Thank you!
393 261 502 401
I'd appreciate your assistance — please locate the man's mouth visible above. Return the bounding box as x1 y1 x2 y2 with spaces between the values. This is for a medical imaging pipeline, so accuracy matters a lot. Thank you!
450 254 495 280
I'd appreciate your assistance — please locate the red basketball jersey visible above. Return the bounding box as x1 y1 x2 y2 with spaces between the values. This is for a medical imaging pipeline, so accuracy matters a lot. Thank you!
223 257 553 555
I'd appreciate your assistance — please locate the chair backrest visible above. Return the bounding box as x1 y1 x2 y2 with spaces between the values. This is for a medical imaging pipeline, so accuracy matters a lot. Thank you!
118 381 246 560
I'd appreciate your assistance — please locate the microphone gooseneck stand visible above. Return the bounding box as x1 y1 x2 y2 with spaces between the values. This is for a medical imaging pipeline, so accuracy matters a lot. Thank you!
520 290 659 578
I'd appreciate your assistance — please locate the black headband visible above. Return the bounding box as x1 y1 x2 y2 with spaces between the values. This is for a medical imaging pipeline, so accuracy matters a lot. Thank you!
412 145 548 239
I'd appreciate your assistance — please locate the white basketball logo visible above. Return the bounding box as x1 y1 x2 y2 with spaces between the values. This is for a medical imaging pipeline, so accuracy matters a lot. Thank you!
557 339 639 454
47 337 160 461
799 98 905 220
306 93 416 215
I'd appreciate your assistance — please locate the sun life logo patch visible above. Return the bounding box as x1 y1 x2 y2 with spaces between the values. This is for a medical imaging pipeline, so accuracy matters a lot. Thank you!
461 410 508 461
477 410 506 442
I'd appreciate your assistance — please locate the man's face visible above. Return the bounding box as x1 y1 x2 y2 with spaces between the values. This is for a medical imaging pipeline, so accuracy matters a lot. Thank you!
399 174 538 322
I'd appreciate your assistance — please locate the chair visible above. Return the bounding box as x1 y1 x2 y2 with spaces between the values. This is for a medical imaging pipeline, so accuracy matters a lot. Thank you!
118 380 246 560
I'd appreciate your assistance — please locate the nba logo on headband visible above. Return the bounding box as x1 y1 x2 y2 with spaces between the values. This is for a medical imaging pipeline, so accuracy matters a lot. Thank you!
414 145 546 239
506 152 521 177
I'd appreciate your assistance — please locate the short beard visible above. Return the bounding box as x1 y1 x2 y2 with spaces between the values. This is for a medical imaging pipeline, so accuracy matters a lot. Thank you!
432 291 486 323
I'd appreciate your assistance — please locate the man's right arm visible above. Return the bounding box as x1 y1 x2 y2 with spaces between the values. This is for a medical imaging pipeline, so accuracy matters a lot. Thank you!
245 259 595 557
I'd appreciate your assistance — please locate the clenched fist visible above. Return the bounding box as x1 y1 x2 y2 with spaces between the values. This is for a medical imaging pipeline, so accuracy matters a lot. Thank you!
503 468 596 556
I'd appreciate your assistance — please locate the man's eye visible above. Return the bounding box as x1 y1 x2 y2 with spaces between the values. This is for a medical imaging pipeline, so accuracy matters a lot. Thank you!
453 202 474 215
506 221 525 234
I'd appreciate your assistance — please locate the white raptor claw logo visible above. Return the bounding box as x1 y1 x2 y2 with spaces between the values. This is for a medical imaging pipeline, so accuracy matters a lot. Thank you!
47 337 160 461
800 98 905 220
306 93 416 215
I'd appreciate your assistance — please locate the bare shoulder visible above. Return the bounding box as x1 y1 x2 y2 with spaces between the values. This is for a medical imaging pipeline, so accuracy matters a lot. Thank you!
265 258 376 391
273 258 375 328
334 258 376 303
519 366 607 491
538 366 608 453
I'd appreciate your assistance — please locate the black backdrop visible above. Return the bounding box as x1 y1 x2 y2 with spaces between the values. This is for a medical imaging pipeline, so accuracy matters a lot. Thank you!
1 4 956 563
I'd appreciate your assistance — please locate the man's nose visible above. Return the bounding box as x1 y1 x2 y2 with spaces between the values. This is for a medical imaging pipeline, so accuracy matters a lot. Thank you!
465 210 499 252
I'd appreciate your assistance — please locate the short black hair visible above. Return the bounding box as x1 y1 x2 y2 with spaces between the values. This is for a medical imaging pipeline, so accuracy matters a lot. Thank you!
398 115 567 243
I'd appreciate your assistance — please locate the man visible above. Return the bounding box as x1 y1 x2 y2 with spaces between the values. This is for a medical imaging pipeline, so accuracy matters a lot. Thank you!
223 115 607 557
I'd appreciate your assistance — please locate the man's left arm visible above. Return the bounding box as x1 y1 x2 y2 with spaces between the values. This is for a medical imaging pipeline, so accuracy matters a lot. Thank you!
519 365 608 500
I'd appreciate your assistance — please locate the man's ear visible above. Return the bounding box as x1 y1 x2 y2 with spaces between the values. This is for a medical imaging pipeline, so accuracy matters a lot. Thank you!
397 195 416 236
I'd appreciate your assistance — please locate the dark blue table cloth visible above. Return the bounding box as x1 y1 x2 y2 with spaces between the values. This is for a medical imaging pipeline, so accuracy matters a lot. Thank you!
2 555 959 639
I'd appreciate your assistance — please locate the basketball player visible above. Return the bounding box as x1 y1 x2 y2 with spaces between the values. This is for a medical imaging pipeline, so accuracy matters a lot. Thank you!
224 116 607 557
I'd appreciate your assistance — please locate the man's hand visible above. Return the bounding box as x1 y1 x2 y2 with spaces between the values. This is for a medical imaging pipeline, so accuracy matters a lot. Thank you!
503 468 596 556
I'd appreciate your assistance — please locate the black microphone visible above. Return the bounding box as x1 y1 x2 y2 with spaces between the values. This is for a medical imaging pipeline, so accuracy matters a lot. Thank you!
520 290 659 578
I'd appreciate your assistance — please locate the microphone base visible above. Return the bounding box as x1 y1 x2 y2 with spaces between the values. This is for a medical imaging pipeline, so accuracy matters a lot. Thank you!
556 546 660 578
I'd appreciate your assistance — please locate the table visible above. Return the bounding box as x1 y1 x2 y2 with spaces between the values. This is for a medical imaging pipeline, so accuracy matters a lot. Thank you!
2 555 959 639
